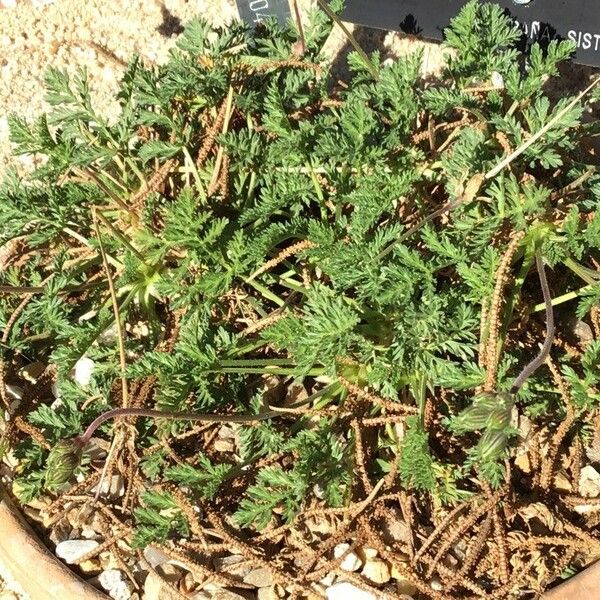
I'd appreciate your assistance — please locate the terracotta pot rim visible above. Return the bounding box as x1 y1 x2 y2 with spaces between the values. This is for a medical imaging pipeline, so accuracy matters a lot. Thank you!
0 485 110 600
541 558 600 600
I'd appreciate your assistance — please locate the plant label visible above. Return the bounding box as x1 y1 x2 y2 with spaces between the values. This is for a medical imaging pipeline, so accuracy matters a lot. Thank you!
236 0 291 26
343 0 600 67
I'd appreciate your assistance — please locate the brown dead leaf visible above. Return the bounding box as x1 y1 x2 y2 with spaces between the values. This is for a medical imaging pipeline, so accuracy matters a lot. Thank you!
518 503 562 533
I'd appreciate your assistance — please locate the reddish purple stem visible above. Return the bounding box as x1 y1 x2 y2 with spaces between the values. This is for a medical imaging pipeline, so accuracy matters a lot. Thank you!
78 406 272 446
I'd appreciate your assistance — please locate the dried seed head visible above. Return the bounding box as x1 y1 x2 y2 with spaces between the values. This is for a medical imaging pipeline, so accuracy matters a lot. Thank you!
45 438 84 490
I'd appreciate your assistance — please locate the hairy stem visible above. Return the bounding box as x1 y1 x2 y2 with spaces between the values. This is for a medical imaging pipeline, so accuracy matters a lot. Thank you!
510 250 554 394
78 407 277 446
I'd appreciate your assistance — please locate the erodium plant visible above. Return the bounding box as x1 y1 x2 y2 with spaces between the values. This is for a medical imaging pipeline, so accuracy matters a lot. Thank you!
1 1 600 547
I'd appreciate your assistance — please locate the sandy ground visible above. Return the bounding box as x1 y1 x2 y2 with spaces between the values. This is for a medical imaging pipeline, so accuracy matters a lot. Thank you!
0 0 446 174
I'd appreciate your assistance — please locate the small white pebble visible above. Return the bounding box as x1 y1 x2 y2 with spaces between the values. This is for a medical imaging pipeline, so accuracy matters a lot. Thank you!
491 71 504 89
99 569 132 600
56 539 100 564
326 582 377 600
362 558 391 584
430 577 443 591
73 356 94 387
334 543 363 572
6 384 23 401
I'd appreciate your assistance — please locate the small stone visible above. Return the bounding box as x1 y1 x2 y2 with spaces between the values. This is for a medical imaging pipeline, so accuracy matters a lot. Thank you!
100 551 121 571
451 540 468 562
79 559 102 574
244 567 273 588
514 451 531 474
180 571 198 595
554 470 573 493
326 582 377 600
80 526 102 540
362 559 391 585
380 508 411 545
51 381 61 399
73 356 94 387
580 465 600 497
390 563 407 580
491 71 504 88
213 555 251 578
99 569 132 600
22 506 44 524
305 515 333 535
55 539 100 563
214 554 245 568
155 562 183 582
319 573 336 587
357 547 378 561
333 543 362 572
6 384 22 401
213 439 235 453
574 503 600 515
217 424 236 439
429 577 443 591
144 572 166 600
313 483 325 499
92 474 125 498
258 586 280 600
143 546 171 568
573 319 594 343
211 591 248 600
25 494 49 511
98 324 118 345
396 578 418 596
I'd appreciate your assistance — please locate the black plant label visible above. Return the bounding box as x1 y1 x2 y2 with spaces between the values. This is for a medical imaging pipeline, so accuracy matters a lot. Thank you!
235 0 291 26
343 0 600 67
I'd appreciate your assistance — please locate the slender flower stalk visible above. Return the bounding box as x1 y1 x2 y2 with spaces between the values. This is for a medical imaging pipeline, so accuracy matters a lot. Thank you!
44 407 277 490
78 406 273 447
510 250 555 394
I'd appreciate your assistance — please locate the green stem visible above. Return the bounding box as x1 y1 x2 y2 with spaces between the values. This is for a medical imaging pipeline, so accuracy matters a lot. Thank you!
532 283 594 312
563 257 600 285
315 0 379 80
306 162 327 219
246 280 286 307
182 146 206 200
498 245 531 351
218 358 296 367
62 227 122 270
278 277 310 295
213 367 323 375
95 211 150 266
